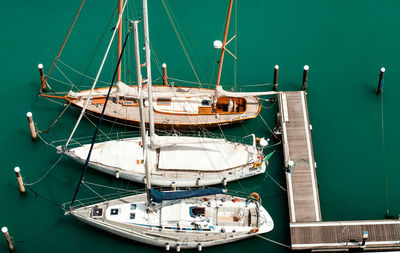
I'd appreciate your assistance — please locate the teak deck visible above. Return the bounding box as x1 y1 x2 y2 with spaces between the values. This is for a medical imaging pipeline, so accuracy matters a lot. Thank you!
277 91 400 252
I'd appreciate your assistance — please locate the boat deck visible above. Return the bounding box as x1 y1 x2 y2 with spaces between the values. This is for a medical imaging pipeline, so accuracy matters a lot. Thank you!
278 91 400 252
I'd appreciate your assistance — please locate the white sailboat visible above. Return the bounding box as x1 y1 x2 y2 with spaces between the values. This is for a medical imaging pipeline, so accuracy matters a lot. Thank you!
41 0 277 129
66 22 274 246
59 0 275 188
68 188 274 250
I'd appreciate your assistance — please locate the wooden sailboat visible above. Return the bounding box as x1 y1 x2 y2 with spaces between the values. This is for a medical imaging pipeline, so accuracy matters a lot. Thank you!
60 6 274 187
66 20 274 248
41 0 277 129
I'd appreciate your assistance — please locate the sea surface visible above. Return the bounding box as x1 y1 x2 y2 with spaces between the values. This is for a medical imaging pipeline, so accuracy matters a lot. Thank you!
1 0 400 252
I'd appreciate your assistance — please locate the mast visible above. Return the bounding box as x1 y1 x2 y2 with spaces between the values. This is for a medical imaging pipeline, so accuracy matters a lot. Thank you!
117 0 123 82
143 0 155 137
215 0 234 87
132 20 152 195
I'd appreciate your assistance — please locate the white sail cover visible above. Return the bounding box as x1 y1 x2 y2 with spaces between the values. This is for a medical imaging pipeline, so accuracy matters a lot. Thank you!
155 136 254 171
116 81 138 97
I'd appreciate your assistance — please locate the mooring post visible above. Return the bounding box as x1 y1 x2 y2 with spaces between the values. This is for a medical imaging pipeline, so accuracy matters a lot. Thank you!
26 112 37 140
302 65 309 91
1 227 14 252
376 67 385 94
14 167 25 193
273 65 279 91
162 63 168 85
38 64 46 92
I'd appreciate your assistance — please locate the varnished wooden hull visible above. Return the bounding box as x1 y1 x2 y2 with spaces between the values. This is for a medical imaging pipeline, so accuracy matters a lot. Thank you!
66 85 262 129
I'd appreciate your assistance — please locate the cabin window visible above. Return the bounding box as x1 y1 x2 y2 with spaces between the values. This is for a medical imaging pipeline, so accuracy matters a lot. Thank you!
201 100 211 106
130 204 137 210
189 206 205 217
157 98 171 105
130 213 136 219
110 208 119 215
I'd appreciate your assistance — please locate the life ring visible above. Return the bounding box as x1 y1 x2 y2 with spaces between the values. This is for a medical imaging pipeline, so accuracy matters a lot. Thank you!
253 162 261 168
250 227 259 233
249 192 260 201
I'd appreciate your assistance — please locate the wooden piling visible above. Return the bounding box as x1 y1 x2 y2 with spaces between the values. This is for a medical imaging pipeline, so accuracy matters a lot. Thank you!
273 65 279 91
1 227 14 252
376 67 385 94
162 63 168 85
14 167 25 193
38 64 46 91
26 112 37 140
302 65 309 91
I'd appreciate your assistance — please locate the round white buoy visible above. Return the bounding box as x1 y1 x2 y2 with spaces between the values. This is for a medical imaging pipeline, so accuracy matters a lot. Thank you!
381 67 386 73
1 227 7 233
38 63 43 69
162 63 167 68
304 65 309 70
14 167 20 173
213 40 223 49
274 65 279 70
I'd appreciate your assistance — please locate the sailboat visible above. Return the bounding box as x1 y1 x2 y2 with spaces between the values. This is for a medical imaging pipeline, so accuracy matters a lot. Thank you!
58 0 275 188
40 0 277 129
65 19 274 250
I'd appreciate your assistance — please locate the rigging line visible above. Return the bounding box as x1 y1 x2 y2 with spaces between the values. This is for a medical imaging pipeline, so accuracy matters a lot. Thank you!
161 0 202 88
82 114 112 141
58 59 111 85
84 181 139 193
54 64 80 91
381 91 390 216
168 77 213 87
77 7 118 86
70 18 131 207
255 234 291 248
45 0 86 87
163 0 207 83
25 155 65 186
65 0 127 149
82 182 108 202
37 102 71 134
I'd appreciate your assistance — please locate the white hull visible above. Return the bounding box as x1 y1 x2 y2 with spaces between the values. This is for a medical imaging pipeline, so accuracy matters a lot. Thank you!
70 192 274 249
63 135 268 187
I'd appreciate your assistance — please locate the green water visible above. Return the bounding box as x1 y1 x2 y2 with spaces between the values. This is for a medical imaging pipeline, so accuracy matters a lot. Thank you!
1 0 400 252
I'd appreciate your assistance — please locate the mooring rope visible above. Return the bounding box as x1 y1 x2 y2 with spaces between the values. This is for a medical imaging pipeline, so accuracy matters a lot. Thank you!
14 219 65 244
265 171 286 192
259 113 278 140
381 91 390 217
55 64 80 91
25 155 65 186
37 102 71 134
255 234 291 248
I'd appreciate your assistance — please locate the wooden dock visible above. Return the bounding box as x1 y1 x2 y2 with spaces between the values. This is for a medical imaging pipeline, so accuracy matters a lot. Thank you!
277 91 400 252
